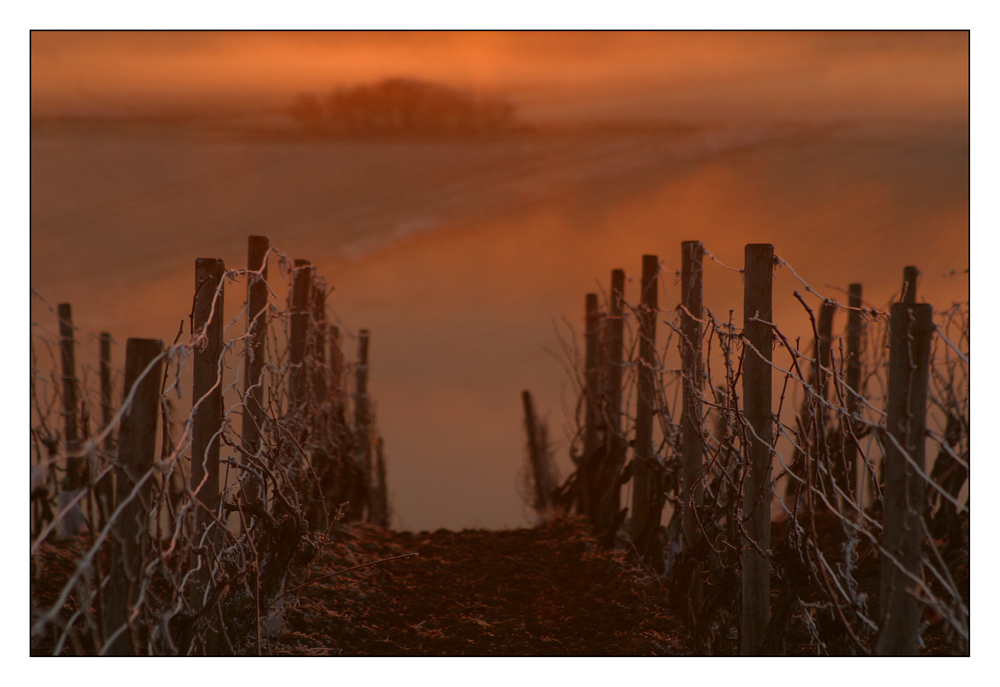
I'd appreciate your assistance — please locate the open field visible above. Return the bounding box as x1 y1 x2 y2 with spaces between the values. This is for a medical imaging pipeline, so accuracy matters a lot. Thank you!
31 118 968 532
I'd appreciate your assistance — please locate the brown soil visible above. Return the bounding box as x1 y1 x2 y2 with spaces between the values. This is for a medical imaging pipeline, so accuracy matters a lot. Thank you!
273 517 690 656
31 513 967 656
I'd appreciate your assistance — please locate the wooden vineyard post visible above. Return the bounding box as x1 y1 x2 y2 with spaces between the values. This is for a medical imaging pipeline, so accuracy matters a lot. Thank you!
191 258 225 617
100 333 114 451
102 338 163 655
844 283 863 503
368 436 389 527
57 303 85 536
600 269 627 534
582 293 601 520
241 236 269 509
330 326 345 421
351 330 371 521
289 259 314 410
522 390 553 513
330 326 343 403
96 332 114 530
876 302 933 656
58 304 80 479
741 243 773 655
787 299 836 506
816 302 835 401
680 241 705 550
630 255 660 552
815 301 836 500
876 266 923 493
308 274 332 530
311 277 329 408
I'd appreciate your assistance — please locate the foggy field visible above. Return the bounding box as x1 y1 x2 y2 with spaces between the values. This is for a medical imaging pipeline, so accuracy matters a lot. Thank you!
30 118 969 532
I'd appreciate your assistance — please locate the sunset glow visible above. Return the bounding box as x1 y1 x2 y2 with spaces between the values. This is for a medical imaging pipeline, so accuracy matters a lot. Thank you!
30 30 970 657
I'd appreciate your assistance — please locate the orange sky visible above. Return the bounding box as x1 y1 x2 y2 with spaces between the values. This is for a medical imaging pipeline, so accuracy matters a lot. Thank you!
31 31 968 122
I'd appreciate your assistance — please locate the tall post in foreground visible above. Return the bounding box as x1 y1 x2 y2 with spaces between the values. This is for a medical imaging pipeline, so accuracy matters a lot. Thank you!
289 259 314 409
630 255 660 549
57 303 85 536
582 293 601 519
680 241 705 549
103 338 163 655
351 330 371 521
876 302 933 655
741 243 773 655
601 269 627 534
843 284 863 503
191 258 225 615
242 236 269 509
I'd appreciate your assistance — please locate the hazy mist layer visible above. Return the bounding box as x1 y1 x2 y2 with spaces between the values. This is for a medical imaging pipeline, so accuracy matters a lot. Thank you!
30 32 969 531
31 121 968 531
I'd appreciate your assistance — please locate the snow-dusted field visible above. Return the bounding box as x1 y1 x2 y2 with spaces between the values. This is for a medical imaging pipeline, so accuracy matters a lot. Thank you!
31 120 969 531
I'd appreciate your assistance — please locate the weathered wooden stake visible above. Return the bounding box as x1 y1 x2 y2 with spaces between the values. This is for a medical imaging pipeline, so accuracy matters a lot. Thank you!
876 302 933 656
351 330 371 521
192 258 225 615
311 277 328 407
680 241 705 549
59 303 82 472
96 332 114 529
601 269 627 533
330 326 343 400
329 325 346 429
741 243 773 655
58 304 80 474
102 338 163 655
241 236 269 508
56 304 86 536
582 293 601 519
522 390 553 512
289 259 314 409
816 302 835 401
355 329 370 435
368 436 389 527
630 255 660 548
843 284 863 504
100 333 114 451
815 301 838 500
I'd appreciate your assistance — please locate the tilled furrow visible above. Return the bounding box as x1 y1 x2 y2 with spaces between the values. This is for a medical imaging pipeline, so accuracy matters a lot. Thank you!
276 518 690 655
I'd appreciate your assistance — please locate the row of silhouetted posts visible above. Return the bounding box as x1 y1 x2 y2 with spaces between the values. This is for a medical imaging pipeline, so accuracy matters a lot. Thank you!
568 242 935 655
46 235 389 654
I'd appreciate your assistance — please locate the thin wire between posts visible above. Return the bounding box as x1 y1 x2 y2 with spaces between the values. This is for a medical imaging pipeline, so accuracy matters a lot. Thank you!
555 246 968 655
30 243 384 656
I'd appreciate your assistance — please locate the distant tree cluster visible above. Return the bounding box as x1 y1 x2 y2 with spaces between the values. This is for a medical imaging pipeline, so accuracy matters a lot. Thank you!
289 78 517 135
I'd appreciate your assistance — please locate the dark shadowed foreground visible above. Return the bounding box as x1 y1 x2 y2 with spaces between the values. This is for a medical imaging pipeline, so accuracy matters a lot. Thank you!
31 514 967 655
275 518 689 656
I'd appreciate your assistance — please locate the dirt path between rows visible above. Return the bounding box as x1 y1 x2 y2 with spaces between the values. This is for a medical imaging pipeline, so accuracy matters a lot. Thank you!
274 517 691 656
